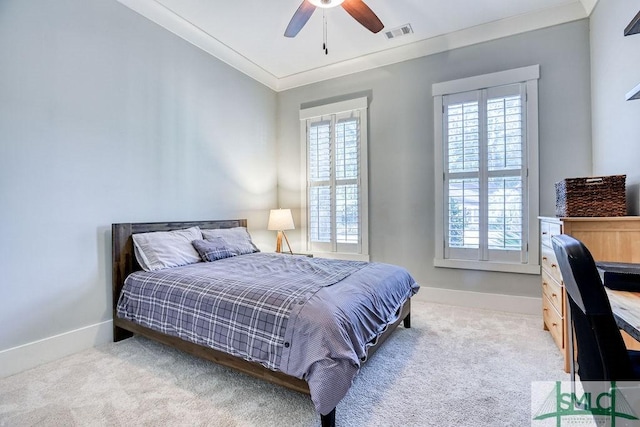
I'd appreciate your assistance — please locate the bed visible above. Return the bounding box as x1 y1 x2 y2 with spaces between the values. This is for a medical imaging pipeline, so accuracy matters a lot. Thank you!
112 219 419 426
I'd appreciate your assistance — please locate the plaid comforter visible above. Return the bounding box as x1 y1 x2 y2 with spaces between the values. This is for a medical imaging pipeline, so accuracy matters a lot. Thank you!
117 252 419 415
116 253 367 371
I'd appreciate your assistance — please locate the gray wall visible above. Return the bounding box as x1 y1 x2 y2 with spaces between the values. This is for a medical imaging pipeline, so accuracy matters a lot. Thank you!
0 0 278 351
278 20 592 298
0 0 597 356
590 2 640 213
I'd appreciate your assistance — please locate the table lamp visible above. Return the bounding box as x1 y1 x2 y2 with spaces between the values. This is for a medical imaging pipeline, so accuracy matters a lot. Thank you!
267 208 295 254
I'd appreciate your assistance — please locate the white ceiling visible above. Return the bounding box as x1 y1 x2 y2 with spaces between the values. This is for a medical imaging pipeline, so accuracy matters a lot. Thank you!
117 0 597 91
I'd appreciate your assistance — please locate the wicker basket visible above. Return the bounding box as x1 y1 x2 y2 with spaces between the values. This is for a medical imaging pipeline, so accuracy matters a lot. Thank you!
555 175 627 217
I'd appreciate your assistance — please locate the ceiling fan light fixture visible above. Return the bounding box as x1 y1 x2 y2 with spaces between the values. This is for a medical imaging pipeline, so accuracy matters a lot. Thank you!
308 0 345 9
285 0 383 39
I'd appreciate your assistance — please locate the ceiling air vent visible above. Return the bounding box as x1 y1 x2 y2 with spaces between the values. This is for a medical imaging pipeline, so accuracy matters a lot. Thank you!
385 24 413 40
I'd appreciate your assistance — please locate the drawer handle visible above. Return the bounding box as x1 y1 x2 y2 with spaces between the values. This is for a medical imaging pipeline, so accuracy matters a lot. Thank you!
542 256 548 261
551 293 557 298
542 281 548 287
551 263 557 268
542 231 548 235
552 322 558 327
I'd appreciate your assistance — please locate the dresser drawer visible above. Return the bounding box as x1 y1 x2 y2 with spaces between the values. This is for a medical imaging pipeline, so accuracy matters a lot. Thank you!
542 269 564 314
541 244 563 284
543 294 564 351
541 220 562 248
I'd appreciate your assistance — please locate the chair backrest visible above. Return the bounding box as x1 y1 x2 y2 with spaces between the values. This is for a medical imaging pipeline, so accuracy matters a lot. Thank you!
551 234 634 381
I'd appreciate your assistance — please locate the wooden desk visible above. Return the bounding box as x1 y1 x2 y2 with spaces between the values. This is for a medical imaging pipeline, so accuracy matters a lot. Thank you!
539 216 640 372
567 289 640 392
607 289 640 343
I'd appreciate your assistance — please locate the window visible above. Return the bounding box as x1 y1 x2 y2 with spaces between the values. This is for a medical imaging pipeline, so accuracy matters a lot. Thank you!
433 66 540 274
300 97 369 260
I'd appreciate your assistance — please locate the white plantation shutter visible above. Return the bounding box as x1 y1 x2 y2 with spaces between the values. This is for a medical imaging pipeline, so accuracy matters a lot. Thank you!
433 66 540 274
444 84 526 263
301 98 368 257
308 120 332 243
335 117 359 244
486 89 524 254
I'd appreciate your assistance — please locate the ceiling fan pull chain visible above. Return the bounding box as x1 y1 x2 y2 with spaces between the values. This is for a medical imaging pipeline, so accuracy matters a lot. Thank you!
323 10 328 55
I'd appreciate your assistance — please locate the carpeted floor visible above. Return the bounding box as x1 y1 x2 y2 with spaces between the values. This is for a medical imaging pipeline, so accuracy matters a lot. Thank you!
0 300 568 426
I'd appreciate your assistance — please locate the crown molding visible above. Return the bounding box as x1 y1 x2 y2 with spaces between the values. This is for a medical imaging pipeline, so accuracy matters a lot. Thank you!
579 0 599 16
117 0 588 92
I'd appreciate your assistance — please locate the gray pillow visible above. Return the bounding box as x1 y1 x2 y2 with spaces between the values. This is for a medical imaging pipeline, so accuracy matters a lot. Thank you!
132 226 203 271
201 227 259 256
192 238 233 262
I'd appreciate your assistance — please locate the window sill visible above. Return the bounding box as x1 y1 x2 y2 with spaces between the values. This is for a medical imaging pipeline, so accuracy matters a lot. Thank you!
311 252 370 262
433 258 540 275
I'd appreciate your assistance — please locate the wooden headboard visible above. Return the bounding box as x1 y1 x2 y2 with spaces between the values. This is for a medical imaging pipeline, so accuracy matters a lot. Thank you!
111 219 247 340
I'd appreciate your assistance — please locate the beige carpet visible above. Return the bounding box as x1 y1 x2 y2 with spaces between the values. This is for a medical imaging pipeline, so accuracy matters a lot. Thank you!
0 300 568 426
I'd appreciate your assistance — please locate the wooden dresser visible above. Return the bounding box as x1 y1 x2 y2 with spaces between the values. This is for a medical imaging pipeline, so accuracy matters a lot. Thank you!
539 216 640 372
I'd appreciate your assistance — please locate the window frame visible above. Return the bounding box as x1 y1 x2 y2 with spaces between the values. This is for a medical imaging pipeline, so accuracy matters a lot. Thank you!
432 65 540 274
299 97 369 261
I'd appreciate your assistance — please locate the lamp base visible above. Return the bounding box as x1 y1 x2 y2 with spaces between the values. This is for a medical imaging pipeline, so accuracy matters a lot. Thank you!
275 231 293 254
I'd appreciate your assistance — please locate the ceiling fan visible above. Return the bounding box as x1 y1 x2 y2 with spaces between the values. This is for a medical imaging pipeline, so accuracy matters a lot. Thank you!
284 0 384 38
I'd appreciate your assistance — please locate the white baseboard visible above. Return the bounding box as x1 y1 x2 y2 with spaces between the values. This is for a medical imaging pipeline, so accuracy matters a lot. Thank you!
0 320 113 378
414 286 542 316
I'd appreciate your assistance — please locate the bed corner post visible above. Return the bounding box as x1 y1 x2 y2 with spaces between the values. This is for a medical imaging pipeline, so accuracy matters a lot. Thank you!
112 223 134 342
403 298 412 328
320 408 336 427
403 313 411 328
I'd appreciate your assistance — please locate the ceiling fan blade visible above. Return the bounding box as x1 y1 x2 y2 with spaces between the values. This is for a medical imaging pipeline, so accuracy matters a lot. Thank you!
284 1 317 38
341 0 384 33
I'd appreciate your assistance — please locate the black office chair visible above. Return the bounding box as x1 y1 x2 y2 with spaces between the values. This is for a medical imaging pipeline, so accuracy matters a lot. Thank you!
551 234 640 382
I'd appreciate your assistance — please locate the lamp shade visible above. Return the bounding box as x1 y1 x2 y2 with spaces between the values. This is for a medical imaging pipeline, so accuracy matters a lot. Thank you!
268 209 295 231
